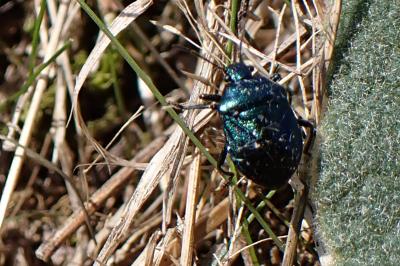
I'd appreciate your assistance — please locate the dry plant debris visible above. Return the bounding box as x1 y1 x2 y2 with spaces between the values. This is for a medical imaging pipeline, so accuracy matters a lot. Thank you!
0 0 340 265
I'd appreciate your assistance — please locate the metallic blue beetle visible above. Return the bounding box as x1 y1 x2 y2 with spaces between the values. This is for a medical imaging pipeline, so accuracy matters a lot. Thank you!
198 62 312 189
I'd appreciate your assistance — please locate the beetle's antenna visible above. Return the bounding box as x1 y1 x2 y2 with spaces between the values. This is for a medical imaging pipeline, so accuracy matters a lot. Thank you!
172 44 225 72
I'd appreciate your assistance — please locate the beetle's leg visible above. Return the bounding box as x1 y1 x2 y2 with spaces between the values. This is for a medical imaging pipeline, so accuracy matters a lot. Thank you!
170 93 220 110
297 118 316 155
217 143 234 177
171 102 214 110
171 93 221 110
200 94 221 102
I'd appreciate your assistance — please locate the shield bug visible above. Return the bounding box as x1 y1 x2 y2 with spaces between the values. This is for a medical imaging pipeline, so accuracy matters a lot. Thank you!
180 62 314 189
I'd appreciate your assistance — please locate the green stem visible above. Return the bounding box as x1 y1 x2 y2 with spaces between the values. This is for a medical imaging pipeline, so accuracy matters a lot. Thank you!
226 0 240 59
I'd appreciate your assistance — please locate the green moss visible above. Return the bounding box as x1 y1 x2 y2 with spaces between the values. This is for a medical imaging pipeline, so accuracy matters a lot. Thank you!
314 0 400 265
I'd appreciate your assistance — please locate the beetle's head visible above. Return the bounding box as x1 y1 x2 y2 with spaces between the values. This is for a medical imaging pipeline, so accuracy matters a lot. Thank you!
224 63 253 82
